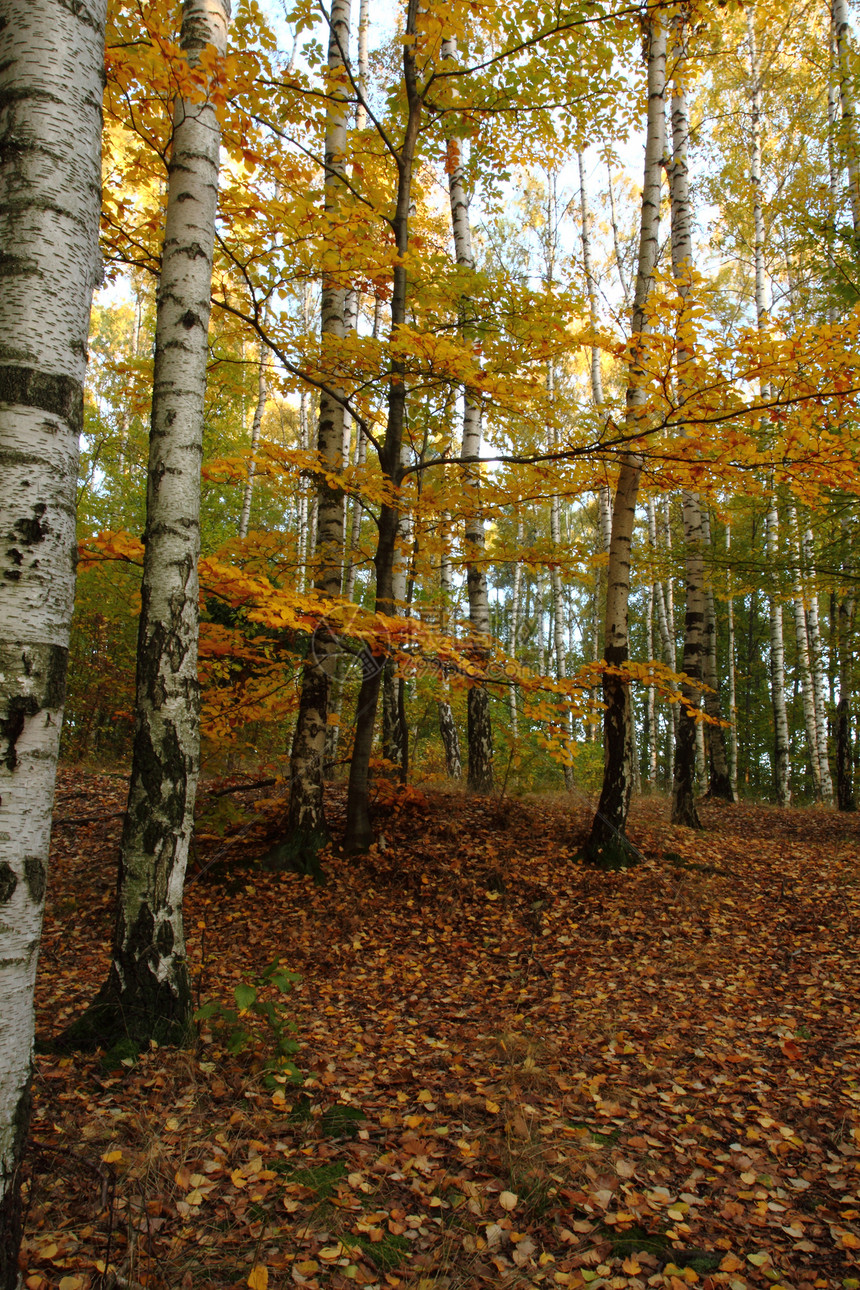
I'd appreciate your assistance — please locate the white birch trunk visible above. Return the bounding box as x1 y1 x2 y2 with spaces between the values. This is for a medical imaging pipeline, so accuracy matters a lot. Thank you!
726 525 739 796
789 508 823 799
700 509 734 799
803 525 833 800
668 25 704 828
79 0 231 1049
0 2 105 1271
748 12 790 806
437 514 462 777
766 505 791 804
510 522 523 740
238 340 268 539
550 474 573 788
832 0 860 233
285 0 350 855
587 12 666 862
644 580 657 786
444 35 492 791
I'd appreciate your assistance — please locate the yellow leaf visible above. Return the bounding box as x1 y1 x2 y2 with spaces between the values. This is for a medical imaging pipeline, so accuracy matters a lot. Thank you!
59 1279 84 1290
622 1256 642 1274
247 1266 268 1290
102 1150 123 1164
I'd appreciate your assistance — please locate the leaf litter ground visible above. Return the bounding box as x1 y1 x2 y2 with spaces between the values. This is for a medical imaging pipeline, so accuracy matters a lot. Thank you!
24 771 860 1290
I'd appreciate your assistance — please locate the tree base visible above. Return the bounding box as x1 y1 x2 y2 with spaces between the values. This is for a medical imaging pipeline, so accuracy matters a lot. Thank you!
49 982 193 1057
704 773 735 803
580 834 640 870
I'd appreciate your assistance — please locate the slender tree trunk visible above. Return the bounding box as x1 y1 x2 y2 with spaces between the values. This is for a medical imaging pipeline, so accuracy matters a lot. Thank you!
767 504 791 804
789 507 823 799
672 493 705 828
607 165 632 311
668 26 704 829
438 515 462 777
382 443 411 776
550 478 574 789
644 582 657 785
344 1 422 852
238 339 268 539
579 155 611 745
726 525 739 796
803 525 833 800
836 525 856 810
586 11 666 865
0 2 105 1276
509 516 524 739
748 13 790 806
66 0 231 1053
647 497 676 777
444 34 493 792
282 0 350 863
700 510 734 800
832 0 860 233
535 577 546 676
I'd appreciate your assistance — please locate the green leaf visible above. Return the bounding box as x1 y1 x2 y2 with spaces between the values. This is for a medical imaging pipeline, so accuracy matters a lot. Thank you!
234 983 257 1010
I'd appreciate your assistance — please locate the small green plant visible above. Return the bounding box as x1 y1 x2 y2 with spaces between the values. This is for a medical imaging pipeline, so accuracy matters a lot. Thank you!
195 958 302 1089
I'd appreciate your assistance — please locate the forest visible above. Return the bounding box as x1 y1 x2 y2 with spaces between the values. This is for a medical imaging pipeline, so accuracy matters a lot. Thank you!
1 0 860 1286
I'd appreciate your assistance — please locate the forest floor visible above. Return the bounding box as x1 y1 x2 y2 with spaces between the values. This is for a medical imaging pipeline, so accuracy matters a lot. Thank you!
20 769 860 1290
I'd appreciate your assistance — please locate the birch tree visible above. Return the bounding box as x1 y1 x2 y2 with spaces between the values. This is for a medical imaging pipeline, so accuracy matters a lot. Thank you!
68 0 231 1049
283 0 351 860
747 8 790 805
700 510 734 800
0 0 105 1277
668 12 705 829
585 9 666 865
238 339 268 539
444 33 493 793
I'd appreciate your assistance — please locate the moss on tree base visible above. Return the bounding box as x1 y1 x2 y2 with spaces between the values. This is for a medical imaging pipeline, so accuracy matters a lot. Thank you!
48 980 193 1056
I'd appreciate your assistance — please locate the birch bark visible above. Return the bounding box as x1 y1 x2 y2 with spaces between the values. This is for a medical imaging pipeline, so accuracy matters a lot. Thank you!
700 510 734 799
667 24 704 829
438 515 462 778
832 0 860 233
726 525 739 795
748 10 790 806
803 525 833 800
344 0 422 851
585 11 666 864
443 35 493 792
767 504 791 804
238 340 268 539
836 520 855 811
578 154 611 743
509 517 524 740
71 0 230 1050
283 0 350 860
789 507 823 799
0 3 105 1273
